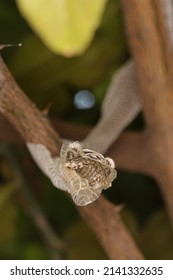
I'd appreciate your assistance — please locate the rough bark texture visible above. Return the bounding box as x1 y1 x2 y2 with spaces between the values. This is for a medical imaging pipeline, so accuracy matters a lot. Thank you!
0 56 62 156
121 0 173 224
78 196 143 260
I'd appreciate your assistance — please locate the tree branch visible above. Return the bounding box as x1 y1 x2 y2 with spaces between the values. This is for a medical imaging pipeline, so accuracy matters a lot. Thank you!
121 0 173 224
0 56 62 156
107 130 153 175
0 55 143 259
78 196 143 259
0 114 153 175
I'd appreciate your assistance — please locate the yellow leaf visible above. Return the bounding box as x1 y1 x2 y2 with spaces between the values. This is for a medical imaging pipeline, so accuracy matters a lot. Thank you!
16 0 107 56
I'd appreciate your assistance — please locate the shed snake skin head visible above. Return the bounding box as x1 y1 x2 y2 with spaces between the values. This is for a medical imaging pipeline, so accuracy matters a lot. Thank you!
27 141 117 206
60 141 117 206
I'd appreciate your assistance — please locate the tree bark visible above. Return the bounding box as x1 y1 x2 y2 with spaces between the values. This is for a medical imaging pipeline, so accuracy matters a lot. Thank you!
121 0 173 224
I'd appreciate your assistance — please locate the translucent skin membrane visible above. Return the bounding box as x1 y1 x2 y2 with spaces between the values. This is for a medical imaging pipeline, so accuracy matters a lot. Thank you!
27 141 117 206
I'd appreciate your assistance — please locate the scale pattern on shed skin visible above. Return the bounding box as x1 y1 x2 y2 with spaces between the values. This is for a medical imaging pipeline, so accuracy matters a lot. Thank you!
27 141 117 206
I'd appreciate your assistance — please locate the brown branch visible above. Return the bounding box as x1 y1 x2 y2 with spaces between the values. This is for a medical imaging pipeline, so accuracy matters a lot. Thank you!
0 56 62 156
17 153 67 259
107 130 153 176
1 143 66 259
0 114 24 144
18 186 66 259
0 114 153 175
0 55 143 259
78 196 143 260
121 0 173 224
0 114 90 144
154 0 173 81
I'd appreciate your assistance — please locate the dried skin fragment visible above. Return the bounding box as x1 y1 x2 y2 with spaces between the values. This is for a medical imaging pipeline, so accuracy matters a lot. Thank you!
27 141 117 206
26 142 68 191
60 141 117 205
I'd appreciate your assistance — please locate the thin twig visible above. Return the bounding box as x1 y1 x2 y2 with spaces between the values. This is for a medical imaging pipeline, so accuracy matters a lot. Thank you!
1 144 66 259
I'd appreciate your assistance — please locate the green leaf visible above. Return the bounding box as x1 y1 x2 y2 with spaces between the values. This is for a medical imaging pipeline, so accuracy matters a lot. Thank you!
16 0 107 56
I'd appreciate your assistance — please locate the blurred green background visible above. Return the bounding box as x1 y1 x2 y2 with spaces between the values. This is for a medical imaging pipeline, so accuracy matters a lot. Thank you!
0 0 173 260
